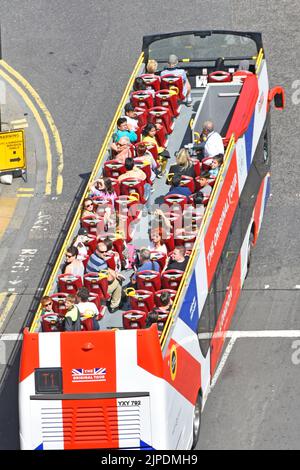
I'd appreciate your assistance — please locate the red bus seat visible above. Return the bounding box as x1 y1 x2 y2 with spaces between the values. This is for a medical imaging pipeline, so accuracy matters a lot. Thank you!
134 106 148 128
140 74 161 92
180 175 195 193
160 74 184 101
50 293 68 315
232 70 253 82
120 178 145 204
191 158 201 177
140 142 159 161
58 274 83 294
83 233 97 255
148 106 173 135
41 313 64 333
164 194 188 210
161 270 184 290
136 270 161 293
104 160 126 179
110 177 120 196
115 194 141 220
175 232 197 251
201 156 214 171
127 289 155 313
208 71 231 83
154 289 177 306
92 197 113 215
133 158 152 184
155 89 180 117
123 310 147 329
80 215 104 235
131 90 154 110
154 124 168 148
83 272 109 300
150 250 167 271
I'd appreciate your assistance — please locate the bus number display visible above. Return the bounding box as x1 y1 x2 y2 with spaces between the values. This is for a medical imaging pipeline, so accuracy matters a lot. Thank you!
35 368 63 394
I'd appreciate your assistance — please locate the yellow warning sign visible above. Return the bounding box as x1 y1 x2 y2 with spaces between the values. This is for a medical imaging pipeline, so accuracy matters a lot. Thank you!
0 130 26 172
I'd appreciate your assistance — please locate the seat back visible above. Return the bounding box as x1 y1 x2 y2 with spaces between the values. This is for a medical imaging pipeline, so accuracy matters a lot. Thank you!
180 175 195 193
41 314 64 333
134 106 148 128
208 71 231 83
160 74 184 100
161 270 184 289
191 158 201 177
164 194 188 210
150 251 167 271
232 70 253 82
133 158 152 184
131 90 154 110
83 272 109 300
104 160 126 178
50 293 68 315
110 177 120 196
155 89 180 117
154 289 177 307
58 274 83 294
123 310 147 329
120 178 145 203
136 270 161 293
129 290 155 313
175 232 197 251
148 106 173 135
80 215 104 235
140 74 161 91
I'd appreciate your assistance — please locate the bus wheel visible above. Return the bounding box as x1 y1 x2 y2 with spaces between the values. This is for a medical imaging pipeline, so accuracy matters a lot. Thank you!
191 393 202 449
246 232 254 278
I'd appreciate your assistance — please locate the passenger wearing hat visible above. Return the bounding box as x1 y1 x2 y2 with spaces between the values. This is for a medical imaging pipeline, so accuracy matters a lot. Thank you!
71 227 89 261
160 54 192 106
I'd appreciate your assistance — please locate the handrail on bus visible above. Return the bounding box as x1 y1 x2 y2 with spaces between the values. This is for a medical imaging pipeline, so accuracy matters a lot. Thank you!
255 48 264 75
30 53 144 333
160 134 236 349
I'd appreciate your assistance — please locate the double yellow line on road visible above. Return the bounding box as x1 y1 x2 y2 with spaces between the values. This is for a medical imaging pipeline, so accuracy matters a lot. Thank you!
0 292 17 332
0 60 63 196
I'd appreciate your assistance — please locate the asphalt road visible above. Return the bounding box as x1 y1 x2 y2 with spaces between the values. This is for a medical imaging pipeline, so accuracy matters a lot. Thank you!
0 0 299 450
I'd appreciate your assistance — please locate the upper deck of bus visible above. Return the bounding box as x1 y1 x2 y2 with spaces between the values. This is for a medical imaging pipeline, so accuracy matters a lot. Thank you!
27 30 275 346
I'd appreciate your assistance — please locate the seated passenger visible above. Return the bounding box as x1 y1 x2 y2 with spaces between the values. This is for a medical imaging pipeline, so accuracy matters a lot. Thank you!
72 227 89 261
132 76 155 96
160 54 192 106
40 296 55 315
90 177 117 206
131 248 160 284
142 123 170 175
136 142 157 182
118 157 151 211
146 291 173 329
169 148 196 178
122 103 139 131
146 59 158 75
110 136 132 163
113 117 137 143
166 246 189 271
86 241 122 313
148 228 168 256
199 120 224 158
64 294 81 331
198 171 212 197
81 197 96 218
62 246 85 279
76 286 100 330
209 154 224 178
166 173 192 198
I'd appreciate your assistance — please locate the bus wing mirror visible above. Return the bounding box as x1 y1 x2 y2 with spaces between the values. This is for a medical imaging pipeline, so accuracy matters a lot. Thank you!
268 86 285 110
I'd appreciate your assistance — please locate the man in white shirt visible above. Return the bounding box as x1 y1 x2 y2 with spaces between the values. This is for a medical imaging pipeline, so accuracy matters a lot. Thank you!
202 120 224 158
123 103 139 131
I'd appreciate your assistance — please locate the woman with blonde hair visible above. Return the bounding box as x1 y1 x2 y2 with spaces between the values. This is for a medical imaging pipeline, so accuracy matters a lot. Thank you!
146 59 158 74
169 148 195 178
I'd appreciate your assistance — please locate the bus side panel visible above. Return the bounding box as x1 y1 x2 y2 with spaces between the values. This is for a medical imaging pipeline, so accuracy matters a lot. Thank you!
253 173 270 242
210 255 241 376
251 60 269 162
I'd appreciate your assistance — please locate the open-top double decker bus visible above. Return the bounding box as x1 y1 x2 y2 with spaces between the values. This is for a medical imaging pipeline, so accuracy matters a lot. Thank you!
19 30 284 450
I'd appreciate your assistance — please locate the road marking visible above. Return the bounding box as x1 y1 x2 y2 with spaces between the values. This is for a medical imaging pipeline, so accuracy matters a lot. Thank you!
1 60 64 196
0 333 22 341
227 330 300 339
0 66 52 195
17 187 34 192
16 193 34 198
0 293 17 330
0 197 18 238
210 336 237 391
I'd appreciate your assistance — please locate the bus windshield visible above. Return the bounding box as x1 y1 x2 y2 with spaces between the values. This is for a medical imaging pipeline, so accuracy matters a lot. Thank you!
147 32 259 63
